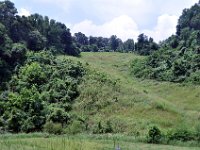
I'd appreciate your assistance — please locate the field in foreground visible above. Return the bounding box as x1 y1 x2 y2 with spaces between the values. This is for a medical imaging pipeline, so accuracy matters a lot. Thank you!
1 134 200 150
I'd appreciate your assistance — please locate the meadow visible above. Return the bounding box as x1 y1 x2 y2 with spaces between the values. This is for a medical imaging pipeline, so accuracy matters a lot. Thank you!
68 52 200 134
1 133 200 150
1 52 200 150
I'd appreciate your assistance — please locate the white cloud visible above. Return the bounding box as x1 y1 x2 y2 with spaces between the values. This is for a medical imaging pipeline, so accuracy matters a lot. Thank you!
18 8 31 17
143 14 179 42
70 0 198 28
71 15 139 41
71 14 178 42
13 0 200 42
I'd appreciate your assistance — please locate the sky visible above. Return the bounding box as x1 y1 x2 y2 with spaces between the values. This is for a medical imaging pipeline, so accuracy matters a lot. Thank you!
12 0 199 42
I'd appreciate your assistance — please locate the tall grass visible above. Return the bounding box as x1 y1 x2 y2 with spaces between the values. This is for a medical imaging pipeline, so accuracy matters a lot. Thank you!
64 52 200 135
1 134 200 150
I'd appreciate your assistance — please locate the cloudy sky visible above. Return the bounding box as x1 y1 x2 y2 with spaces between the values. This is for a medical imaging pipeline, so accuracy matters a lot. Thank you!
13 0 198 42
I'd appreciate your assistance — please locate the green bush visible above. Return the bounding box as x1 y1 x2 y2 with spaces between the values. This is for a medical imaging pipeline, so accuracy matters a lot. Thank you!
195 124 200 143
65 120 84 134
93 121 104 134
167 128 194 142
93 121 114 134
147 126 162 144
0 51 85 133
43 121 63 135
186 71 200 85
105 121 113 133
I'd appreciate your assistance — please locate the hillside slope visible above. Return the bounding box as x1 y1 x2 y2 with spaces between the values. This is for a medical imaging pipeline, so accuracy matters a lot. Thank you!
64 52 200 135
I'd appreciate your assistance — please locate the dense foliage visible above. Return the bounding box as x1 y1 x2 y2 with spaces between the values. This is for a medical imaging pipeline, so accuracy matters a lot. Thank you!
131 1 200 84
146 125 200 145
0 51 84 133
0 0 81 86
0 1 78 55
0 1 85 133
73 32 158 54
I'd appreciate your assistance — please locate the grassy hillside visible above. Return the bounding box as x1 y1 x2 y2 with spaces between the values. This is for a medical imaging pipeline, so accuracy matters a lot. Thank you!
63 52 200 135
1 52 200 149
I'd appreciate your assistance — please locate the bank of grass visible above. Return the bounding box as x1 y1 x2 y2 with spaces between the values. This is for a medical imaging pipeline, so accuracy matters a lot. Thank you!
1 133 200 150
1 52 200 149
60 52 200 135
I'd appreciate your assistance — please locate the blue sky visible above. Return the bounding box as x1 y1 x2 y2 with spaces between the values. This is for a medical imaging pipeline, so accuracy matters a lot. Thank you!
12 0 199 42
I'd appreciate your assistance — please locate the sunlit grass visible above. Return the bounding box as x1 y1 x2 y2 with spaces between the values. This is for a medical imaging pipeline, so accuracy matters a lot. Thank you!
1 134 200 150
62 52 200 133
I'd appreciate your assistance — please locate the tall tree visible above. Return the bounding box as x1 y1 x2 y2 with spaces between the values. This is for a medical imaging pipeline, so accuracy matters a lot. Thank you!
74 32 88 45
123 39 134 52
109 35 119 51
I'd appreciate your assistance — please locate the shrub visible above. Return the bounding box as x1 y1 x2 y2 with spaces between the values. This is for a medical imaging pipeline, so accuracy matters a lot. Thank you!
186 71 200 85
167 128 194 142
93 121 104 134
105 121 113 133
43 121 63 135
93 121 114 134
65 120 84 134
147 126 162 144
195 124 200 143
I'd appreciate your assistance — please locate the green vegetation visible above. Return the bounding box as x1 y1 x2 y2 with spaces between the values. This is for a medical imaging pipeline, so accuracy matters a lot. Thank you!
1 134 200 150
74 31 158 54
72 53 200 138
0 51 84 133
131 1 200 84
1 0 200 149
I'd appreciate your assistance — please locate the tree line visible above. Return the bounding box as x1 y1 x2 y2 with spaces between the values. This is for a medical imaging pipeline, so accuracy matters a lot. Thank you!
73 32 159 54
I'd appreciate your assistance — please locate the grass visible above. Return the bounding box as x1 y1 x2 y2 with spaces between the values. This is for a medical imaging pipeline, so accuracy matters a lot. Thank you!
62 52 200 133
1 52 200 150
1 134 200 150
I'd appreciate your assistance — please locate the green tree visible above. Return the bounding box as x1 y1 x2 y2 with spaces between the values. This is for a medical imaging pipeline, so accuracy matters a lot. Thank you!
27 30 47 51
109 35 119 51
123 39 134 52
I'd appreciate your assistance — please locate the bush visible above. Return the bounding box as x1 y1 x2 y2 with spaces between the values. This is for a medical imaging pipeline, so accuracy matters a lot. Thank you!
147 126 162 144
105 121 113 133
93 121 104 134
93 121 114 134
186 71 200 85
167 128 194 142
65 120 84 134
131 58 153 79
43 121 63 135
195 124 200 143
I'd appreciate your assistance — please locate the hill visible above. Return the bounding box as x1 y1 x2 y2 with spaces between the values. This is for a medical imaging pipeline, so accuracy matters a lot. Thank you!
1 52 200 149
1 0 200 148
68 52 200 135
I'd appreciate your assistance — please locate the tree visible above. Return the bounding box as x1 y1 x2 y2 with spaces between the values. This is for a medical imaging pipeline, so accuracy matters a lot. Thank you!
0 0 17 34
10 43 27 65
135 34 151 55
89 36 98 45
109 35 119 51
123 39 134 52
0 23 13 85
74 32 88 45
27 30 47 51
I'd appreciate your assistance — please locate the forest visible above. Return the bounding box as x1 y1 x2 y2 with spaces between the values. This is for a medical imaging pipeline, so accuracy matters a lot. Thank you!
0 0 200 149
